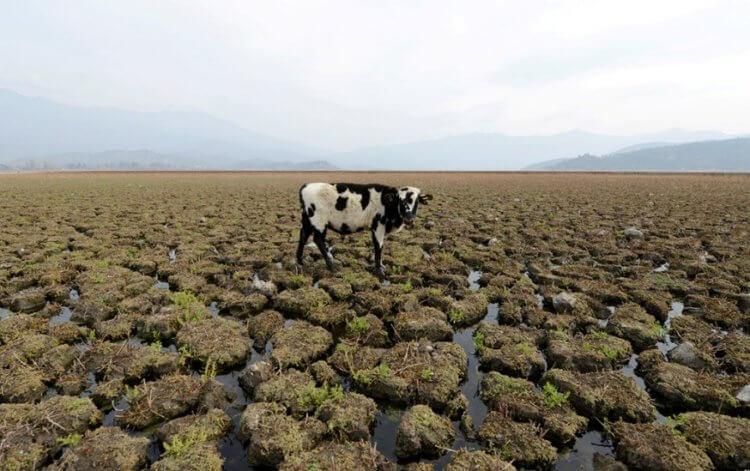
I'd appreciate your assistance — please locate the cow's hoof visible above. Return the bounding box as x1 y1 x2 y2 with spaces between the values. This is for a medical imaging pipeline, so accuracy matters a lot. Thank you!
296 258 304 266
326 262 338 273
373 265 387 279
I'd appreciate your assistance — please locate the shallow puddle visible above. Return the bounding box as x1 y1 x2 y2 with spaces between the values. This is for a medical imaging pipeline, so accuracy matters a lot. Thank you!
554 430 616 471
656 301 684 355
0 307 11 320
49 306 72 325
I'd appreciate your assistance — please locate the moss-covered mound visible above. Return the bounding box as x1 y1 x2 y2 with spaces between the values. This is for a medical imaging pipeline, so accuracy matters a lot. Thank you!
393 306 452 341
674 411 749 470
238 401 326 466
53 426 150 471
395 404 455 458
246 309 284 346
479 371 588 445
349 341 467 410
151 441 224 471
271 320 333 369
0 396 102 469
475 322 545 379
445 449 517 471
118 374 202 429
477 412 557 469
279 440 393 471
176 316 251 370
273 287 331 317
609 421 713 471
156 408 232 445
543 368 656 422
546 330 632 372
606 303 663 351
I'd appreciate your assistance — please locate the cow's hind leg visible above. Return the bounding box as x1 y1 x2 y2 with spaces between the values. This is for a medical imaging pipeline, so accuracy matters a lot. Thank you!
296 214 313 265
313 229 336 272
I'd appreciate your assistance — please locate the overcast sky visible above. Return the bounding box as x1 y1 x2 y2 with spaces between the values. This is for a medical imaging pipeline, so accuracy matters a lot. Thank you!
2 0 749 151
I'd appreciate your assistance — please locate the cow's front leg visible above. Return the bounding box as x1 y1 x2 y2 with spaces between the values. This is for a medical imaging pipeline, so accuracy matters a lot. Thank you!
313 229 336 272
371 225 386 278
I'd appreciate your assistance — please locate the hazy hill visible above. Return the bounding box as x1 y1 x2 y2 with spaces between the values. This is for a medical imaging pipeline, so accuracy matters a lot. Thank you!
332 129 730 170
531 138 750 171
0 89 323 167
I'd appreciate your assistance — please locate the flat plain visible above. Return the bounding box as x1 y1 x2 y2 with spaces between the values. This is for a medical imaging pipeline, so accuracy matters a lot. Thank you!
1 172 749 471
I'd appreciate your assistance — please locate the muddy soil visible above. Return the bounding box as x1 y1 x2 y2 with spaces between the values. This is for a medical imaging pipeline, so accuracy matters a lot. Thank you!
1 172 748 470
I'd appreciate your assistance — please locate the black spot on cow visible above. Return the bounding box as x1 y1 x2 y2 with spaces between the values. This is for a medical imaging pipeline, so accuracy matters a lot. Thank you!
340 223 351 234
336 196 348 211
334 183 389 210
404 192 414 205
307 203 316 218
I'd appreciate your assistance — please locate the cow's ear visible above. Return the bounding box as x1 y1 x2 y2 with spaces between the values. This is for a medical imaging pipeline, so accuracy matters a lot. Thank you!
384 193 395 204
418 194 433 204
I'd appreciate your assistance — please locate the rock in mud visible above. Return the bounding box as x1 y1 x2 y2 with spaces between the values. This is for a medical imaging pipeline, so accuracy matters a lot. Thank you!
52 426 150 471
552 291 578 313
475 322 546 380
477 412 557 470
393 306 452 341
118 374 202 429
395 404 455 458
238 401 325 466
0 396 102 470
546 330 632 372
609 421 713 471
606 303 663 351
250 278 277 297
247 309 284 346
176 316 251 371
480 371 588 445
279 440 393 471
543 368 656 422
623 227 645 240
674 411 750 470
668 341 713 371
238 360 275 395
271 320 333 369
445 449 517 471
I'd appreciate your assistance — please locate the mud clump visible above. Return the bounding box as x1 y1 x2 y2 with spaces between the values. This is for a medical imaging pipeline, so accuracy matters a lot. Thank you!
637 349 740 413
546 330 632 372
350 341 466 410
118 374 202 429
393 306 452 341
445 449 517 471
316 390 377 440
475 322 545 380
151 442 224 471
0 396 102 469
273 287 331 317
609 421 713 471
246 309 284 346
156 408 232 445
674 411 750 470
480 371 587 445
176 316 250 371
477 411 557 469
448 292 489 327
279 440 393 471
52 426 149 471
271 320 333 369
543 368 656 422
606 303 663 351
395 404 455 458
238 401 325 466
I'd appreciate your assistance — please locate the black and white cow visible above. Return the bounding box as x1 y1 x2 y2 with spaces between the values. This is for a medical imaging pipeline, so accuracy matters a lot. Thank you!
296 183 432 277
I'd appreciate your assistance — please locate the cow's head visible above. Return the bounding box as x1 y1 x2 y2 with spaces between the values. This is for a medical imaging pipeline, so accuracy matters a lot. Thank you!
397 186 432 225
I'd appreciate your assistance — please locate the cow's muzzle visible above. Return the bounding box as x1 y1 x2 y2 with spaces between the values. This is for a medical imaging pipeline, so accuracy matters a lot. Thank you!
404 213 416 225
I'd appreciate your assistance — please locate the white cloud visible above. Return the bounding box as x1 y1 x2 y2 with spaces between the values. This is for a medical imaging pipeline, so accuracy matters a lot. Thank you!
1 0 748 150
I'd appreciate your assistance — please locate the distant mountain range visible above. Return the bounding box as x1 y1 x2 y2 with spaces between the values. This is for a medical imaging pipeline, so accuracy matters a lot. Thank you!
1 89 747 171
527 138 750 172
0 89 331 170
